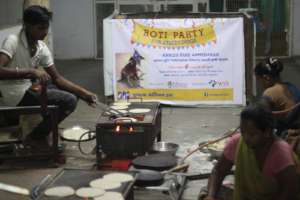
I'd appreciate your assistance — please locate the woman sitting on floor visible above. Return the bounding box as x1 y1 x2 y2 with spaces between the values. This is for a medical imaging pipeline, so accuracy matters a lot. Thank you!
255 57 300 111
200 104 300 200
255 57 300 146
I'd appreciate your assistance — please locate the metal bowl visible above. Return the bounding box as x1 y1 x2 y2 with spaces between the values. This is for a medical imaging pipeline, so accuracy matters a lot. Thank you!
151 141 179 155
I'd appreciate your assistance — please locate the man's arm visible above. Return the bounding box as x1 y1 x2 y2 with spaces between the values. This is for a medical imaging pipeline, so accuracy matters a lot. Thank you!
274 165 299 200
0 52 50 82
45 65 96 105
202 154 233 199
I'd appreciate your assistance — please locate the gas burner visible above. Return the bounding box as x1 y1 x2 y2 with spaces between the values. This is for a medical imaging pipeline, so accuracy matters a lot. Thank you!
96 102 162 165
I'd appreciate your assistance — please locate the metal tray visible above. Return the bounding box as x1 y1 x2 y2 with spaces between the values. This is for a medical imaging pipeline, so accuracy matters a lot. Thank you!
36 168 137 200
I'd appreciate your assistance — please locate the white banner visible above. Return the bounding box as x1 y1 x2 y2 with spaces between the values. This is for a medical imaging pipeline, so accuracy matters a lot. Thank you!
109 17 245 105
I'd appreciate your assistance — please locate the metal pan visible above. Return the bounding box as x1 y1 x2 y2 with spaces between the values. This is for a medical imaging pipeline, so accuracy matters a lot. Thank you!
131 163 210 187
131 163 188 187
133 169 164 187
131 153 178 171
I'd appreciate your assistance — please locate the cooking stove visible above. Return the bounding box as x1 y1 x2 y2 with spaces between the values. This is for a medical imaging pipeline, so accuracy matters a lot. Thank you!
96 102 161 169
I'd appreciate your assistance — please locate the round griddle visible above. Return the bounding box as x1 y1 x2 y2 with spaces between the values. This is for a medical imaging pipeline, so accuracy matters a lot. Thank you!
132 153 177 171
132 169 164 187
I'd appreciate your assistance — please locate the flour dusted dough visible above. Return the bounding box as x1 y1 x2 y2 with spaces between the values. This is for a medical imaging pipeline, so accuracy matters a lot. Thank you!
90 178 121 190
94 192 124 200
103 173 133 183
110 105 128 110
118 109 128 114
129 108 151 114
207 140 226 151
75 187 105 198
113 102 131 106
44 186 74 197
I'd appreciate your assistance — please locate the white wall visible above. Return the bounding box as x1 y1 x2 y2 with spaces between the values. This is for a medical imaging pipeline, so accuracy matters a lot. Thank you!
292 0 300 56
51 0 95 59
0 26 22 47
0 0 23 28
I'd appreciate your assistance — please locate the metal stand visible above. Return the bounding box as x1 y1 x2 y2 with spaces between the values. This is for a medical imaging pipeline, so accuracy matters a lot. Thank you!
0 105 59 162
135 172 211 200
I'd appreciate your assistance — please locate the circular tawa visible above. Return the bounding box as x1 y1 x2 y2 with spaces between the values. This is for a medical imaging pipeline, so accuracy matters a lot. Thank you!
128 108 151 114
90 178 121 190
103 173 133 183
132 153 177 171
44 186 74 197
133 169 164 187
94 192 124 200
75 187 105 198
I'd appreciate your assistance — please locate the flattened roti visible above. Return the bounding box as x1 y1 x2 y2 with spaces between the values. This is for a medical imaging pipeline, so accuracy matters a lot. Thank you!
90 178 121 190
75 187 105 198
117 109 128 114
129 108 151 114
113 102 131 106
61 126 93 141
44 186 74 197
94 192 124 200
110 105 128 110
103 173 133 183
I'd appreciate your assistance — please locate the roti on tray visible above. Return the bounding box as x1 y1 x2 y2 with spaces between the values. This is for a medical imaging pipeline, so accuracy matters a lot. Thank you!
44 186 74 197
113 102 131 106
90 178 121 190
103 173 133 183
75 187 105 198
110 105 128 110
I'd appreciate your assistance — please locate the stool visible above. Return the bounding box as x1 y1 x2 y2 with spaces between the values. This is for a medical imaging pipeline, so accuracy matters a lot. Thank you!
0 105 59 162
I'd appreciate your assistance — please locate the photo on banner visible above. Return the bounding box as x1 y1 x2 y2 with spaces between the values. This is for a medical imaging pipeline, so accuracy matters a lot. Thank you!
111 18 246 105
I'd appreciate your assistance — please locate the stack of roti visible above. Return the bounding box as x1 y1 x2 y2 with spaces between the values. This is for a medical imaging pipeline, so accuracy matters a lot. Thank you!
92 173 133 200
113 102 131 106
129 108 151 114
110 105 129 110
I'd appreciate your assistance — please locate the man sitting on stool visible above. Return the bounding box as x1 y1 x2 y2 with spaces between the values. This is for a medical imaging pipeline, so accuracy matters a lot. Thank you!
0 5 97 150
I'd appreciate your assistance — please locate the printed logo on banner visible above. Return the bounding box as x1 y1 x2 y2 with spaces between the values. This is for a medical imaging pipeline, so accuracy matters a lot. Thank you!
208 80 230 88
